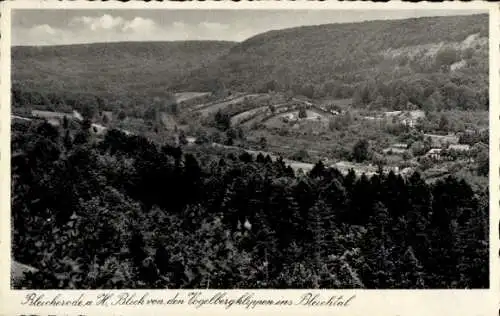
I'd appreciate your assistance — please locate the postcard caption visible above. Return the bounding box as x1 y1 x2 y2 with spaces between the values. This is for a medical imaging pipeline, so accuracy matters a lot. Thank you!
20 291 356 309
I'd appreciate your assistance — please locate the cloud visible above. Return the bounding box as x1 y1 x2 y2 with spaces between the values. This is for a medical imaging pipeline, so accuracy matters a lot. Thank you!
31 24 57 36
69 14 125 31
122 17 157 33
12 24 69 46
69 14 157 33
199 22 229 31
172 21 187 30
12 14 245 46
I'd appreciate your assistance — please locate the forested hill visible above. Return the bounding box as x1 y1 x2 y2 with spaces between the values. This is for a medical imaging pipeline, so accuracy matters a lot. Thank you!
175 14 488 110
12 14 488 111
12 41 236 98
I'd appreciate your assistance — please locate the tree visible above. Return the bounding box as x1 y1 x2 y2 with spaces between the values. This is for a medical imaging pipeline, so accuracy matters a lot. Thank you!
224 133 234 146
117 111 127 121
195 132 209 145
435 47 460 70
371 95 386 110
352 139 370 163
63 130 73 150
259 137 267 150
402 151 413 161
81 104 98 120
292 149 309 162
298 108 307 119
178 130 188 146
81 118 92 131
62 116 69 129
476 148 488 177
210 131 223 144
397 93 409 110
144 105 158 122
410 141 426 156
168 102 179 116
263 80 279 92
210 79 227 98
438 115 449 132
300 84 315 99
423 91 442 112
214 111 231 131
309 160 325 178
130 230 147 267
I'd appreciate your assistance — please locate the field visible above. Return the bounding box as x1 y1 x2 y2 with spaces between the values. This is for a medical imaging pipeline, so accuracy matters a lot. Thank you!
175 92 211 103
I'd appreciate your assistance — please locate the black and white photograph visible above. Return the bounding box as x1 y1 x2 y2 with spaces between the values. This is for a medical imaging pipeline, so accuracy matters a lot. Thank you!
9 7 491 290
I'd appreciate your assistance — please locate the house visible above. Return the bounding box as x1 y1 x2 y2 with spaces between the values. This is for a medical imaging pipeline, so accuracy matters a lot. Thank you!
464 128 477 135
72 110 83 122
400 167 414 176
392 143 408 149
282 113 298 122
386 110 425 128
409 110 426 120
426 148 442 160
32 110 82 126
383 147 406 155
385 111 402 118
448 144 471 152
11 115 32 122
382 143 408 155
332 161 378 176
32 110 72 120
424 133 460 148
90 123 107 136
363 116 381 121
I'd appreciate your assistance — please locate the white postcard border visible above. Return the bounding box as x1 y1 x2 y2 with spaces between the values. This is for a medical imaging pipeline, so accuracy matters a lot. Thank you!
0 1 498 316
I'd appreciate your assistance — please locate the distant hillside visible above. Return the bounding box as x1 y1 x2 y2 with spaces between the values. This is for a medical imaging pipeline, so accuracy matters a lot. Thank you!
175 14 488 110
11 14 489 113
12 41 236 98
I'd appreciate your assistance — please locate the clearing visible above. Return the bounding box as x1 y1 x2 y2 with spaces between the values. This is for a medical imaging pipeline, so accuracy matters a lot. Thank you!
175 92 211 103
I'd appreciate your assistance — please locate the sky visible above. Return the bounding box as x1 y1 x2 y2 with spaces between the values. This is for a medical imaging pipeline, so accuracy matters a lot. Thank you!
11 9 487 46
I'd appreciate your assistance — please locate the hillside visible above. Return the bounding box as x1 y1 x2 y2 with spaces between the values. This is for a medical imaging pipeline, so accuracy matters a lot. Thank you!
175 14 488 110
12 40 236 98
12 14 488 113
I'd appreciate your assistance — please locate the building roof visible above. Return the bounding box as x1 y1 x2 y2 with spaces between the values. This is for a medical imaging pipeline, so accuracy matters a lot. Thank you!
427 148 442 155
424 133 460 145
409 110 426 119
385 111 402 117
384 110 425 121
12 115 32 122
392 143 408 149
91 123 107 135
73 110 83 121
383 148 406 154
32 110 73 119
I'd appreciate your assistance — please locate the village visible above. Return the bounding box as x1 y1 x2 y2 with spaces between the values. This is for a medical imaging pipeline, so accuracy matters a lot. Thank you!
12 91 488 185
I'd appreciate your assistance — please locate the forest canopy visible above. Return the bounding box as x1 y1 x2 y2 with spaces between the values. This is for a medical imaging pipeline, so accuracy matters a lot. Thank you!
12 121 488 289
